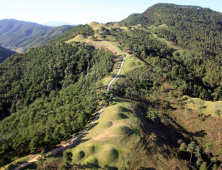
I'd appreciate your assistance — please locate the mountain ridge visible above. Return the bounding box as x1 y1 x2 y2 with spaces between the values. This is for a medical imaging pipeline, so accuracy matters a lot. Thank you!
0 19 74 52
44 21 75 27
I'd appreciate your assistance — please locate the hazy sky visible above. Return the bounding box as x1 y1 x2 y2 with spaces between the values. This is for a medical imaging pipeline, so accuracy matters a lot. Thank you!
1 0 221 25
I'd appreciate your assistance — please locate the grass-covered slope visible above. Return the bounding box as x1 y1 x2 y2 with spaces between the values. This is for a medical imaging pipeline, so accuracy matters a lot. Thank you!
0 46 16 63
69 101 141 169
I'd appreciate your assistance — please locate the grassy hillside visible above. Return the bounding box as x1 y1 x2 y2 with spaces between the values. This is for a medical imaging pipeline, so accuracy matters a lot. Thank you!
0 46 16 63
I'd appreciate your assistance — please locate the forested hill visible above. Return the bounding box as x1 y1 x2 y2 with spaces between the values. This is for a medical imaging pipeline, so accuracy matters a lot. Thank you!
121 3 222 58
120 3 222 99
0 24 113 166
0 19 73 52
0 46 16 63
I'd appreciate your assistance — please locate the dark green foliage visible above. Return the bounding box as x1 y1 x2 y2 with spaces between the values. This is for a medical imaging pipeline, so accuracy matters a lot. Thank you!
63 150 73 162
142 3 222 59
120 13 149 26
111 25 222 101
146 108 158 121
113 67 153 101
215 110 221 117
187 141 196 162
119 4 222 101
0 25 113 166
0 46 16 63
199 162 207 170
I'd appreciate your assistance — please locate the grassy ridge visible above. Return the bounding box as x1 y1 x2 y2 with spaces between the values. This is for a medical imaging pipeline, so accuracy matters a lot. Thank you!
67 99 141 169
184 95 222 118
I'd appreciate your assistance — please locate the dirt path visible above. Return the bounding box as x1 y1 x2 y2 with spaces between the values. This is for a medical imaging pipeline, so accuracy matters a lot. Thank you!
106 42 128 92
12 41 128 170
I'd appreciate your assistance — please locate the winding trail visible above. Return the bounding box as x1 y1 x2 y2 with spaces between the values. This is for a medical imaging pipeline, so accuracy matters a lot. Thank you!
106 42 128 92
12 42 128 170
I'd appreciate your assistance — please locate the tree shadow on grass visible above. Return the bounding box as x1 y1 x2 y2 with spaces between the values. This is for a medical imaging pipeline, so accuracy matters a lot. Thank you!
6 161 29 170
133 104 211 164
117 74 126 78
74 163 101 169
111 98 127 105
73 163 118 170
137 167 156 170
21 162 38 170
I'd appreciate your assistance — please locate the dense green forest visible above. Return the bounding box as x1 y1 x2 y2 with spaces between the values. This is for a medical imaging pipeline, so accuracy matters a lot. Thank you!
119 3 222 101
0 19 73 52
0 25 114 166
110 27 222 169
0 46 16 63
121 4 222 96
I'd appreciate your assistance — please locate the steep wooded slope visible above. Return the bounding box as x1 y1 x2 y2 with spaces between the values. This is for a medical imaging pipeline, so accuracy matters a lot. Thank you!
120 3 222 100
0 25 114 166
121 3 222 59
0 46 16 63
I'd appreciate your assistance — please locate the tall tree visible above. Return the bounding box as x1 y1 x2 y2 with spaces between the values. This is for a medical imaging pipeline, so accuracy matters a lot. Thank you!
187 141 196 162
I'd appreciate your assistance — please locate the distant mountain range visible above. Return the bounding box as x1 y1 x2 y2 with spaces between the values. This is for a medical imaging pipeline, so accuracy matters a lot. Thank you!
0 19 51 47
45 21 75 27
0 19 74 52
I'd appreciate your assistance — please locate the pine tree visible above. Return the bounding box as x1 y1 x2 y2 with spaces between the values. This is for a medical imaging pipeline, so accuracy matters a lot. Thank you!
207 157 217 169
187 141 195 162
199 162 207 170
179 142 186 151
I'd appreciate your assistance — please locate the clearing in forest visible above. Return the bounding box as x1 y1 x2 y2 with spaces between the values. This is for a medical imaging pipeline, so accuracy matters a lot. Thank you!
183 95 222 118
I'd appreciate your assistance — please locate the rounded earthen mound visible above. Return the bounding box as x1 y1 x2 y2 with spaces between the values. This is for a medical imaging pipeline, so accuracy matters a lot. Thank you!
98 145 119 163
106 111 128 121
109 125 132 136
